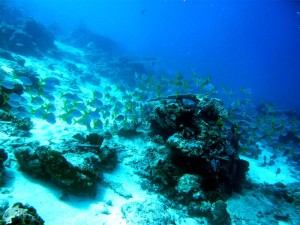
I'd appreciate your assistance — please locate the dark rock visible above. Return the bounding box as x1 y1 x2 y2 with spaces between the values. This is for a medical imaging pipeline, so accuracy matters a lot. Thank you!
175 174 202 195
0 149 8 166
0 6 56 56
64 24 117 54
85 133 104 146
292 152 300 164
98 144 117 171
23 18 55 52
148 157 181 193
38 146 101 195
0 149 8 186
274 182 285 188
13 138 118 196
188 201 211 217
0 110 14 121
209 200 231 225
175 174 204 204
273 210 289 222
1 202 44 225
149 97 249 200
13 117 33 131
0 198 9 218
14 147 45 177
279 131 300 145
260 182 291 204
286 182 300 206
14 145 103 196
72 134 117 171
73 133 85 143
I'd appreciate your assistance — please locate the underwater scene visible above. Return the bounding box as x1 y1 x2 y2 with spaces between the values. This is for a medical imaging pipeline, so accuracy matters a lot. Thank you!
0 0 300 224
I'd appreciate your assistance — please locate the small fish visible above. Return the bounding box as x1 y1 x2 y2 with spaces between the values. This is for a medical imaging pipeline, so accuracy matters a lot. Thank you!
10 107 22 116
115 101 124 109
62 93 81 101
69 109 82 118
43 93 56 102
89 109 100 119
92 119 103 130
8 93 22 101
18 76 32 86
42 103 56 113
7 99 21 108
110 96 117 103
76 102 86 111
268 159 275 166
43 82 56 92
31 96 44 106
44 77 60 86
15 110 31 119
45 112 56 124
115 114 125 122
90 98 103 107
65 116 73 125
261 155 267 167
1 80 15 89
93 90 103 99
275 168 281 176
34 108 47 119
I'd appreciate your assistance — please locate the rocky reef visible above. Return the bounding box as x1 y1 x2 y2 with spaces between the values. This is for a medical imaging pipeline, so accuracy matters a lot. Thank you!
149 94 249 198
0 4 55 56
0 148 8 186
14 133 117 196
0 202 44 225
137 93 250 222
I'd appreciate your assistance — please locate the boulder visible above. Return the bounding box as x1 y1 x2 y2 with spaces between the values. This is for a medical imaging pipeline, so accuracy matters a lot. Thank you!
149 96 249 199
13 139 114 196
1 202 44 225
209 200 231 225
0 148 8 185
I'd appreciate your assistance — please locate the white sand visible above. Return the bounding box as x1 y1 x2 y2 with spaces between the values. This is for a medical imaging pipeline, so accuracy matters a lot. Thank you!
6 160 150 225
241 146 298 185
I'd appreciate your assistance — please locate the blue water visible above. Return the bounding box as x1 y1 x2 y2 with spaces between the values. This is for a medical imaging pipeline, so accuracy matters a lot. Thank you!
14 0 300 112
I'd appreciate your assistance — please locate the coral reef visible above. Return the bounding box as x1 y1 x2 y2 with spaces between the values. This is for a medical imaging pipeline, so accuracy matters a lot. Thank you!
149 95 249 199
85 132 104 146
209 200 231 225
0 202 44 225
13 134 117 196
0 5 55 56
64 24 117 54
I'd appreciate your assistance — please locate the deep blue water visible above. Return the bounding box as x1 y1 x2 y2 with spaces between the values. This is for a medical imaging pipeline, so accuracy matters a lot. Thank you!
13 0 300 112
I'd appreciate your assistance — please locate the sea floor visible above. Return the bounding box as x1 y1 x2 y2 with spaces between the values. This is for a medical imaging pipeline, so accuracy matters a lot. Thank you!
0 41 299 225
2 136 300 225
